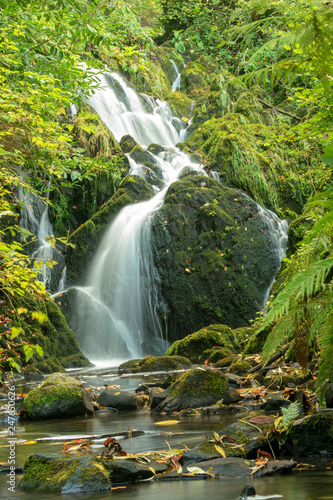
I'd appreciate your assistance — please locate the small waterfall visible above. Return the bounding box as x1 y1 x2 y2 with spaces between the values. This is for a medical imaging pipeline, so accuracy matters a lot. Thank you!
171 61 181 92
19 188 65 291
69 72 203 362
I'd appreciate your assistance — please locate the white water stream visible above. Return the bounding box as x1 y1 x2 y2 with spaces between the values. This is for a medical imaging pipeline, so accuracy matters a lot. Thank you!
58 69 287 363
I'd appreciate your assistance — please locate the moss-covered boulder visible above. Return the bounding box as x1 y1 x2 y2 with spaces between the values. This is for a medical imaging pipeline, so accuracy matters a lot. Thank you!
287 413 333 456
140 355 192 372
228 358 253 376
65 175 154 285
19 454 110 493
166 91 193 121
215 354 240 369
23 373 94 419
165 324 240 363
151 176 281 339
118 359 143 374
0 296 90 373
180 57 217 99
153 368 231 413
202 347 232 364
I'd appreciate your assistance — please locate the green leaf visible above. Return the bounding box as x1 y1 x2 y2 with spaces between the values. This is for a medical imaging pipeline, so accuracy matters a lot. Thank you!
11 326 23 339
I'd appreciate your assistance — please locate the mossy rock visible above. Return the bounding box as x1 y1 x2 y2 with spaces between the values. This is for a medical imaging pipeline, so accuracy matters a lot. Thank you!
287 413 333 456
182 433 246 463
165 324 239 363
118 359 142 374
202 347 232 363
166 91 193 120
153 368 231 413
140 355 192 372
215 354 240 369
242 327 270 356
19 454 110 492
151 174 282 340
65 175 155 285
229 359 253 376
120 134 139 153
23 373 94 419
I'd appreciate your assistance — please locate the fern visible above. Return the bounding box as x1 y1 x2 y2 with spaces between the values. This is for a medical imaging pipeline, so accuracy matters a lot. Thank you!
281 401 302 427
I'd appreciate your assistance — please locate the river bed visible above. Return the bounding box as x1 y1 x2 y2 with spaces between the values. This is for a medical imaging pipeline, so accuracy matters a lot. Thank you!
1 365 333 500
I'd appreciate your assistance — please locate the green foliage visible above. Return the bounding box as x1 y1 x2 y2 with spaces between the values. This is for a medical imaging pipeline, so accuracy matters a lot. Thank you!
257 187 333 397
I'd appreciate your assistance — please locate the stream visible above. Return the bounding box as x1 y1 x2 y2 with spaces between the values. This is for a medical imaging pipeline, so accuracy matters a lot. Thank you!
1 366 333 499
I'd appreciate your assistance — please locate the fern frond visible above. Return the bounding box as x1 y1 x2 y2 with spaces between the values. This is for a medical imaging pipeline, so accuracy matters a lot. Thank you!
258 257 333 335
281 401 301 426
317 312 333 393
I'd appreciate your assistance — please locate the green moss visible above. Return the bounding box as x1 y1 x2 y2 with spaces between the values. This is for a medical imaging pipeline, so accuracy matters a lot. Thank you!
165 324 237 363
118 359 142 374
20 455 80 492
198 435 246 458
24 385 83 414
169 368 228 397
229 359 252 375
166 91 193 120
140 355 192 372
202 347 232 363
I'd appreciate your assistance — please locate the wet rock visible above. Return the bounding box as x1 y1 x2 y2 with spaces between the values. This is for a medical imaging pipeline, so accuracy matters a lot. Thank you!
191 458 296 478
140 355 192 372
165 324 241 363
225 372 243 388
19 454 110 493
101 456 168 483
149 387 168 409
118 359 142 374
261 396 291 412
229 359 253 376
154 369 231 413
23 373 94 420
240 484 256 498
120 134 138 153
151 174 279 339
19 454 111 494
97 388 138 412
287 412 333 457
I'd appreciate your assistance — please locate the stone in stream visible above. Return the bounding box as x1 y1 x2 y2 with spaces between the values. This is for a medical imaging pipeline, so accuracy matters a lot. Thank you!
240 484 256 498
23 373 94 420
97 388 138 411
153 368 232 413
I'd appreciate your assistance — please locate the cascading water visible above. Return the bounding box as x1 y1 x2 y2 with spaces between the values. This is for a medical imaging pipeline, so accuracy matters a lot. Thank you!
69 69 204 362
68 67 287 363
19 188 65 291
171 61 181 92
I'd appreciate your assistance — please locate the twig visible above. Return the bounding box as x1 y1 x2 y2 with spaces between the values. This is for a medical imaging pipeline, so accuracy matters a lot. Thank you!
257 98 302 121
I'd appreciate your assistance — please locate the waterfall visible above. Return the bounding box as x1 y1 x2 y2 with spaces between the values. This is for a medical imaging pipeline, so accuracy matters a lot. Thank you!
67 69 288 363
70 70 204 362
171 61 181 92
19 188 65 291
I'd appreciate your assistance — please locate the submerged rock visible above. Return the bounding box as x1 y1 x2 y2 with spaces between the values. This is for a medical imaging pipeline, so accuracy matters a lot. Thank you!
286 412 333 457
192 458 296 478
153 368 231 413
23 373 94 420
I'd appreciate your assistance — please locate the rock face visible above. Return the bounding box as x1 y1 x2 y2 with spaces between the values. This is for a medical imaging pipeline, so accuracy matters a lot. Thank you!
23 373 94 419
150 172 281 340
154 368 231 413
97 388 138 411
65 175 155 285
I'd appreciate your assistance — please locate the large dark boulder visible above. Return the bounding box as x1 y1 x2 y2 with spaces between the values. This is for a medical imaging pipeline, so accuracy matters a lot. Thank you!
151 173 280 341
23 373 94 420
154 368 231 413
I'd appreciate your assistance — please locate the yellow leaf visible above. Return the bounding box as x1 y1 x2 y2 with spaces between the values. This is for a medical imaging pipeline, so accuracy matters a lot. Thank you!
155 420 181 426
213 432 220 442
214 444 226 457
115 392 120 395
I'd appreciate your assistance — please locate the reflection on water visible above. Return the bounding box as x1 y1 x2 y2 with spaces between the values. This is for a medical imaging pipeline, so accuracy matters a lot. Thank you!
1 368 333 499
